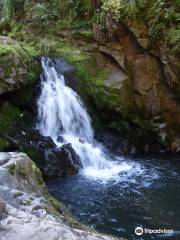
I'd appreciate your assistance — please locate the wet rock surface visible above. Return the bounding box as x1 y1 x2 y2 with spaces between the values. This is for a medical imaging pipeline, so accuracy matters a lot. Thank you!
41 143 82 180
48 57 79 90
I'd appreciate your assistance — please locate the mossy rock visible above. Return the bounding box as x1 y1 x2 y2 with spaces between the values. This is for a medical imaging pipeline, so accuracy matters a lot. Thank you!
0 36 40 94
6 154 46 195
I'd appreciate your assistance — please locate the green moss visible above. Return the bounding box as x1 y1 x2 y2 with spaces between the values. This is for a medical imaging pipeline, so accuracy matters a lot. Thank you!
47 195 61 212
71 29 94 43
52 41 89 63
14 191 23 198
64 213 90 230
0 38 40 85
0 44 17 56
0 40 37 60
7 163 16 175
30 36 89 63
166 27 180 52
32 163 44 186
22 199 32 206
46 193 90 230
55 19 72 30
86 69 135 118
18 166 27 179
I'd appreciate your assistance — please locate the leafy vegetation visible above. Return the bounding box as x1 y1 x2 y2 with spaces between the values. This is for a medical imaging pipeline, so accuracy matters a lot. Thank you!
0 102 21 149
0 0 178 51
99 0 180 50
0 0 25 26
0 0 93 31
0 102 20 133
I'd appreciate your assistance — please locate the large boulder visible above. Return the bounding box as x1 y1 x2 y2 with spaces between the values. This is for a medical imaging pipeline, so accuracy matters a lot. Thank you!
0 36 40 94
44 143 82 180
4 130 82 180
0 152 59 220
0 152 46 196
0 152 121 240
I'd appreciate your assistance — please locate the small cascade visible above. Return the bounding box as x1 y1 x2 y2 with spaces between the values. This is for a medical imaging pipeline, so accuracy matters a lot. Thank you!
37 57 134 180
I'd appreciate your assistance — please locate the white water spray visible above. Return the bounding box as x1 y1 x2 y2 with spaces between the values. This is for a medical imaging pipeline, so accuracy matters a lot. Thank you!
37 57 139 180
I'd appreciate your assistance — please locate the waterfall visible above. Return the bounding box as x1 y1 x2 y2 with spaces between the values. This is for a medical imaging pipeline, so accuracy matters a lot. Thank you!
37 57 94 142
37 57 133 180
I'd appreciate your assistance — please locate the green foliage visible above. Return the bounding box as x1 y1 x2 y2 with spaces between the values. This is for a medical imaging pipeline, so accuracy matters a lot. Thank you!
0 102 20 134
56 0 93 20
101 0 122 21
99 0 146 21
0 0 93 32
47 195 61 212
167 27 180 52
98 0 180 50
0 0 13 24
146 0 180 43
31 3 50 24
0 0 25 27
72 20 92 30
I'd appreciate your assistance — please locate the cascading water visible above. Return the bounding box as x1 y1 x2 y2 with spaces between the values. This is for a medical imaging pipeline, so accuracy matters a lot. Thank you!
37 57 140 180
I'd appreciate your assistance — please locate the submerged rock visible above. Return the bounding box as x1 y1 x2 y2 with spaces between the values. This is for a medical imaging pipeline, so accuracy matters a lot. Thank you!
0 152 121 240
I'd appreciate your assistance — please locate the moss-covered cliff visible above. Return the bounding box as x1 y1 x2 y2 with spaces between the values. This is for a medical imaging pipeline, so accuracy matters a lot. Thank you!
0 0 179 152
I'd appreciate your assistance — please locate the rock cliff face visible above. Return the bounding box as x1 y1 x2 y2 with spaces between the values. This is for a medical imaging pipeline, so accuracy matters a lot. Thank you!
0 152 121 240
84 19 180 152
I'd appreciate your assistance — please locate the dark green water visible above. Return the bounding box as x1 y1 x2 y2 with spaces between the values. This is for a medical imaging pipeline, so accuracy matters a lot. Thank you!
47 155 180 240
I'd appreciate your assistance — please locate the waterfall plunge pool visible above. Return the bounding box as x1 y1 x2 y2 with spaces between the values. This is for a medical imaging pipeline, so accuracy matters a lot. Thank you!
37 57 180 239
47 154 180 240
